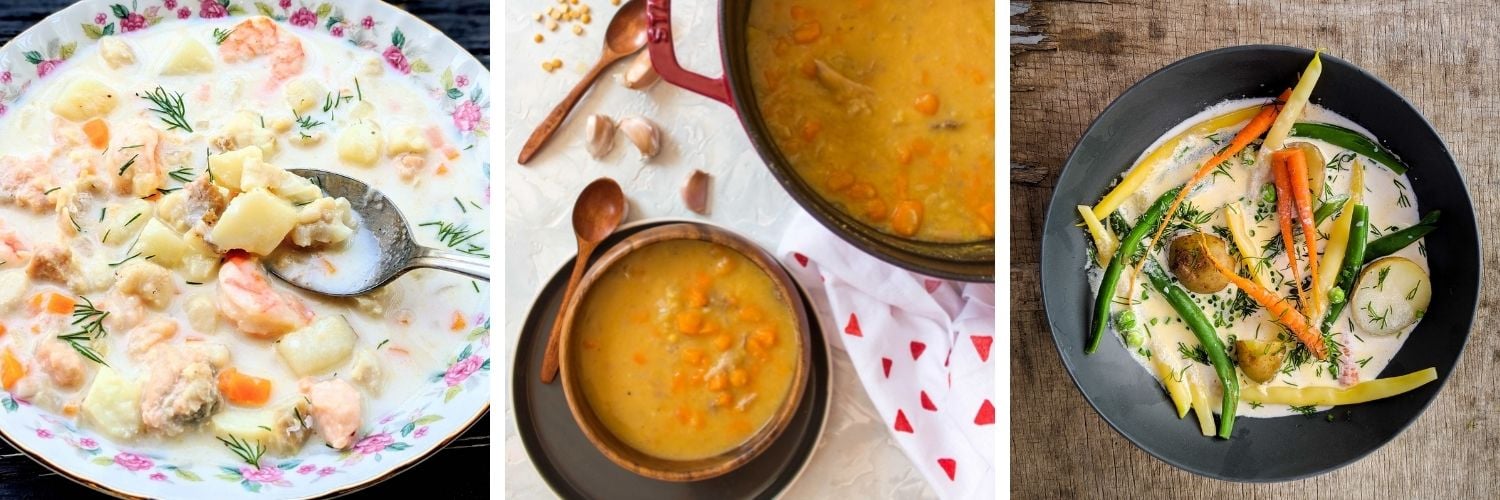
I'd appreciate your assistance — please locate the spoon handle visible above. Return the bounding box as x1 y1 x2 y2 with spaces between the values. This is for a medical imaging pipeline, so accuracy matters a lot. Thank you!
540 250 591 384
517 56 615 165
411 246 491 281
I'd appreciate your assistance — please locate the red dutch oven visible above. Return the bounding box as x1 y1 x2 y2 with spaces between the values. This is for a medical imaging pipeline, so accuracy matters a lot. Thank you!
643 0 994 282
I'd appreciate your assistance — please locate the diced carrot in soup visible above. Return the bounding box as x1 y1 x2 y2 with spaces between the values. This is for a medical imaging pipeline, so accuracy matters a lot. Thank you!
83 119 109 149
1 349 23 390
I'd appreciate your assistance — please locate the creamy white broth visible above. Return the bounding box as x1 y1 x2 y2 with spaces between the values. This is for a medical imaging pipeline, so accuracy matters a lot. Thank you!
1092 98 1427 418
0 17 486 465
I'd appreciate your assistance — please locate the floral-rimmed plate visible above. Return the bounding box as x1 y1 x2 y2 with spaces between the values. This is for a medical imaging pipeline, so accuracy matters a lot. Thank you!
0 1 491 498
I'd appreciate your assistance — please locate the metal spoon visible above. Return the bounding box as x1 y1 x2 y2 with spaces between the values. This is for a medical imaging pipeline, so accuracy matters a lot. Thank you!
517 0 648 165
265 169 489 297
539 178 628 384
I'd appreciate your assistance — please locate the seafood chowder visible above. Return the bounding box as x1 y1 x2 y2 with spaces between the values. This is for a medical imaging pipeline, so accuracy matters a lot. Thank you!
0 17 488 465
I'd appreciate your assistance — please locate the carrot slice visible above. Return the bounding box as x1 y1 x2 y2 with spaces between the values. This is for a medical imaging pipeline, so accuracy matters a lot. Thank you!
1 348 23 390
30 292 75 315
1271 154 1304 309
217 367 272 407
1280 148 1323 318
1133 90 1290 288
83 119 109 149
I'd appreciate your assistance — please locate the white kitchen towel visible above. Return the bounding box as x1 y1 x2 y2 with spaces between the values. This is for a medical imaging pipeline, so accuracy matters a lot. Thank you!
776 211 995 500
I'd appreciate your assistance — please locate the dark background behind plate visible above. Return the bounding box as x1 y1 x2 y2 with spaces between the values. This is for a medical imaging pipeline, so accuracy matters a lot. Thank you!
0 1 489 498
1013 1 1499 497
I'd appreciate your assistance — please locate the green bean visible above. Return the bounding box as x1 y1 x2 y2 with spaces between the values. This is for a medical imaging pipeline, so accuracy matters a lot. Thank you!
1322 205 1369 332
1144 264 1238 439
1363 210 1439 263
1290 122 1408 174
1087 187 1182 354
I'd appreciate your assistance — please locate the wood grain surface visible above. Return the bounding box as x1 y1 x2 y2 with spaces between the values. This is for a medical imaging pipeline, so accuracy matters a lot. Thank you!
0 1 489 498
1011 0 1498 497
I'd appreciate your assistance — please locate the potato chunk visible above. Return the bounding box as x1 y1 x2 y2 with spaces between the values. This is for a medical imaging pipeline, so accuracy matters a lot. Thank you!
211 111 277 158
285 78 325 115
98 37 136 69
0 269 28 313
138 218 193 267
336 122 383 166
51 78 119 122
209 189 297 255
82 366 144 440
206 146 263 192
160 37 214 75
275 316 357 376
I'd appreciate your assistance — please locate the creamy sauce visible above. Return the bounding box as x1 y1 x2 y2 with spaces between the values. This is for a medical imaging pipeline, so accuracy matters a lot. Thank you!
1091 99 1427 418
0 18 487 465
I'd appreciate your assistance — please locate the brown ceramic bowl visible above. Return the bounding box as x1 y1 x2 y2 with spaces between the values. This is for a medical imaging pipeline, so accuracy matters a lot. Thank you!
556 222 812 482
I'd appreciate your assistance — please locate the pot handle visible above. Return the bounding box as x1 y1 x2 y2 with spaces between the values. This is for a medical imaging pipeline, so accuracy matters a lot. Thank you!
646 0 733 107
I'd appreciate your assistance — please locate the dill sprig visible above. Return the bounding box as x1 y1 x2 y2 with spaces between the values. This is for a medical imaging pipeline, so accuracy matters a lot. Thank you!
117 154 139 176
217 434 266 467
293 110 324 130
419 221 484 249
212 27 235 45
1289 404 1319 416
58 297 110 366
322 90 353 113
138 86 192 132
109 252 143 267
354 78 363 101
168 166 196 183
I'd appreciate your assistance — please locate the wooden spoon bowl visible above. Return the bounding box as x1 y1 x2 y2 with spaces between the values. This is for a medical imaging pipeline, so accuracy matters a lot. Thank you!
556 222 811 482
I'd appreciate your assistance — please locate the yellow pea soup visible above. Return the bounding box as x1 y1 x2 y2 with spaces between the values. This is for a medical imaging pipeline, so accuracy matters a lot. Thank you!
746 0 996 242
573 240 799 461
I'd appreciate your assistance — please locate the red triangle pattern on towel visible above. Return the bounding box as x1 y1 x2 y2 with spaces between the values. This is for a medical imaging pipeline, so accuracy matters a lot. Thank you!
924 279 941 293
882 357 892 378
975 399 995 425
937 458 956 481
920 391 937 411
844 314 862 337
893 409 913 433
910 341 926 360
971 335 993 362
793 252 809 267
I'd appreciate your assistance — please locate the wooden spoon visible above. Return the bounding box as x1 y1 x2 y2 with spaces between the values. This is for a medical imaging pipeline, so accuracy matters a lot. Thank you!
518 0 648 165
540 178 629 383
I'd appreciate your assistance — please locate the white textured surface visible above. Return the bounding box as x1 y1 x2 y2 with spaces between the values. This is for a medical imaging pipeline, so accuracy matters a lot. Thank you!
502 1 932 498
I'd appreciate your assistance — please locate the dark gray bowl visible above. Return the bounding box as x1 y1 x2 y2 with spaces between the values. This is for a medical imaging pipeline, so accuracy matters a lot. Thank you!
1040 45 1481 481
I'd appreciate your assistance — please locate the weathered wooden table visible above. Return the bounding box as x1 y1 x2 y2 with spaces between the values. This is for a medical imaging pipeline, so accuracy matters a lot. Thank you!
0 1 489 498
1011 0 1499 497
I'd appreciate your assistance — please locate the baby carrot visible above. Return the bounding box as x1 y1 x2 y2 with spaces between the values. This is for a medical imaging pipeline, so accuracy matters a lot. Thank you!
1134 90 1290 286
1271 154 1304 309
1280 148 1322 318
1201 239 1328 360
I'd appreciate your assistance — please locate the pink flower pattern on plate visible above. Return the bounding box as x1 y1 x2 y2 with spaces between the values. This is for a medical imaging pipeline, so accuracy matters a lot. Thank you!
451 100 482 133
200 0 228 18
354 432 394 454
1 71 11 83
164 0 178 9
456 75 469 87
317 466 337 477
241 465 284 484
361 16 375 29
36 60 60 77
120 13 147 32
289 7 317 28
94 13 107 25
413 426 429 439
150 472 168 481
114 452 153 472
79 437 98 449
177 8 191 19
296 464 317 475
383 46 411 74
443 353 483 386
35 428 51 439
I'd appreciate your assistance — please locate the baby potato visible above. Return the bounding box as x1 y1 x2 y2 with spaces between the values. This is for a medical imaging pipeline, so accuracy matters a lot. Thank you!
1351 257 1431 336
160 37 214 75
138 218 193 267
1234 339 1288 384
1168 232 1231 294
50 78 119 122
102 199 154 246
275 316 358 376
0 269 28 312
209 189 298 255
386 125 429 157
81 366 143 440
336 122 383 166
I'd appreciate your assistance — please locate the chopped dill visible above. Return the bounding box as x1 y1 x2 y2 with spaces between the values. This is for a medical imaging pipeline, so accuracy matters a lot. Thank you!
109 252 142 267
138 86 192 132
1289 404 1318 416
117 154 139 176
212 27 235 45
217 434 266 467
168 166 196 183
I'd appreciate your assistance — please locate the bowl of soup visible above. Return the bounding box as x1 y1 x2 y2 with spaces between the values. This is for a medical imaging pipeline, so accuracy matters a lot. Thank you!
557 222 810 481
642 0 996 282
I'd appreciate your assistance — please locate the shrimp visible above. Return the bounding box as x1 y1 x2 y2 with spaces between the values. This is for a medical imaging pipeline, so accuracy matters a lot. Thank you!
34 339 87 389
301 378 361 449
219 17 305 86
216 253 313 338
0 155 54 212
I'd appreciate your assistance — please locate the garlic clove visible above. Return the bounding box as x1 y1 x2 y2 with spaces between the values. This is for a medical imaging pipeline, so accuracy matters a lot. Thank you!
584 114 615 159
622 50 659 90
683 170 711 215
617 116 661 160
